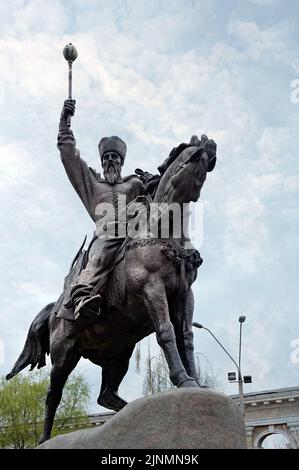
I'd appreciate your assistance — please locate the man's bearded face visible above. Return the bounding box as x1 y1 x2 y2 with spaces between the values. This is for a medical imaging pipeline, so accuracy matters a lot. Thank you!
101 152 123 184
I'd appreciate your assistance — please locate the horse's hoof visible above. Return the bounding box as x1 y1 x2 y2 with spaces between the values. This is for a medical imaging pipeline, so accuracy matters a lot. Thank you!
179 378 200 388
98 390 128 411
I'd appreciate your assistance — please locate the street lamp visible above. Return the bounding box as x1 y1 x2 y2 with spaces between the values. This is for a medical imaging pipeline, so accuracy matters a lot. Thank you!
193 318 251 416
238 315 246 413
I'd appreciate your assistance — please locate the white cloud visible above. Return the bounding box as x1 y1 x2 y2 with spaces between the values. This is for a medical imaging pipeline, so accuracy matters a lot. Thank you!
291 58 299 74
222 196 272 273
248 0 276 5
227 18 292 61
0 141 36 189
0 0 68 36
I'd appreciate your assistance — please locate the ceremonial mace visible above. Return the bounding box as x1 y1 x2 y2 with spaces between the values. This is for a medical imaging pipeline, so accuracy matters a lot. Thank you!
63 43 78 127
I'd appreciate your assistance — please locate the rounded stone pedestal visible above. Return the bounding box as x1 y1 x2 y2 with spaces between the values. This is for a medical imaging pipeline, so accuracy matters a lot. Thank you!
37 388 246 449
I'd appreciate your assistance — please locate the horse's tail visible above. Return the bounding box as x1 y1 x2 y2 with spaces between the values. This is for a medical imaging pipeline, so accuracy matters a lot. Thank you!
6 302 54 380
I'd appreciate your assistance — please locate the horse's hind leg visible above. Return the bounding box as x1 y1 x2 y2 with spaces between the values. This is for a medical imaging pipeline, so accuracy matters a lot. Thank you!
171 289 200 384
144 278 198 388
39 337 80 444
98 347 134 411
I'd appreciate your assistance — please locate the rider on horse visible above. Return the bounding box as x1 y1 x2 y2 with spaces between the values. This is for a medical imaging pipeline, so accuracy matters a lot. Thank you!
57 99 146 321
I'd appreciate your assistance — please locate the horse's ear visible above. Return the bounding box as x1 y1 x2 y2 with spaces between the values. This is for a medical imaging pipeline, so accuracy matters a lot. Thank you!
189 148 203 162
207 155 217 172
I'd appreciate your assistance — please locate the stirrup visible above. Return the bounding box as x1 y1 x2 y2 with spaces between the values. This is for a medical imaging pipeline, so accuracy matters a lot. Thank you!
74 295 101 321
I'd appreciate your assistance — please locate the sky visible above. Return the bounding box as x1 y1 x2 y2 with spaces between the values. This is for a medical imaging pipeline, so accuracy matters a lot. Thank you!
0 0 298 416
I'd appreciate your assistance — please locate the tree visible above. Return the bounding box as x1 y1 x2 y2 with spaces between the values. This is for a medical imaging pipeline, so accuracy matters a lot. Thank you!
143 345 173 395
0 370 90 448
136 340 222 395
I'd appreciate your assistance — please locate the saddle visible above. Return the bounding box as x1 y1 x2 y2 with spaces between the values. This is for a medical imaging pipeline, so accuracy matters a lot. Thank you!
54 235 129 321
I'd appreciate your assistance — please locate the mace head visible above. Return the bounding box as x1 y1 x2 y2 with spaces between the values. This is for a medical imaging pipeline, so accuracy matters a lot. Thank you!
63 43 78 63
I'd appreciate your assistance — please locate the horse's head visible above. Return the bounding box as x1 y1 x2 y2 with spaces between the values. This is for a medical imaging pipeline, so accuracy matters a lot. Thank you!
163 144 216 204
153 135 217 204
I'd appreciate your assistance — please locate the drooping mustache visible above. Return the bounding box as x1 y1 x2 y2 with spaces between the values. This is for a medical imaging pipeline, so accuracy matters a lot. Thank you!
103 160 122 184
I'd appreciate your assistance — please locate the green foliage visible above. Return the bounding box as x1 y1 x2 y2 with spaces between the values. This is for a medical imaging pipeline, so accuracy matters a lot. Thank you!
0 370 90 448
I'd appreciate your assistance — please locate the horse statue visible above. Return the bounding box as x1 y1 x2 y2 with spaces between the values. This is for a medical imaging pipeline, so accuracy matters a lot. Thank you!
6 136 216 444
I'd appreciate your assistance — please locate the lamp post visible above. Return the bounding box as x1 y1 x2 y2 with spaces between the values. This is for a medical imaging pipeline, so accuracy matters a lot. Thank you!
193 317 250 416
238 315 246 415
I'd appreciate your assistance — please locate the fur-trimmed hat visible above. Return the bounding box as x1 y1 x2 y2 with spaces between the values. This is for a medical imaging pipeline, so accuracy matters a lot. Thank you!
98 136 127 164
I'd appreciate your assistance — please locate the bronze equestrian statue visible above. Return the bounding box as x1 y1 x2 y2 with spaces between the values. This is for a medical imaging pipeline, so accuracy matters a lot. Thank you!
6 98 217 444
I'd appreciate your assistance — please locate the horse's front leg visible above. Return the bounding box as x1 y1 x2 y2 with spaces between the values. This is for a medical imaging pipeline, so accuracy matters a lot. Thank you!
143 277 198 388
172 288 200 384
